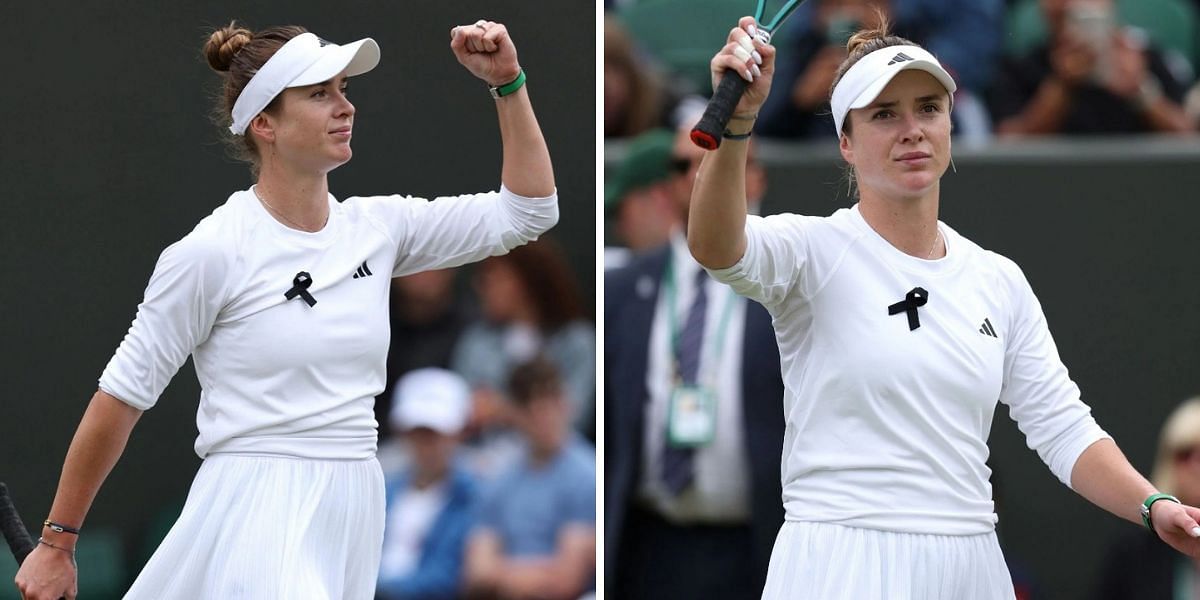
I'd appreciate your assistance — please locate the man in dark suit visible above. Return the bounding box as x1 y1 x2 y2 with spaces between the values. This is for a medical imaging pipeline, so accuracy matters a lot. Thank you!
604 124 785 600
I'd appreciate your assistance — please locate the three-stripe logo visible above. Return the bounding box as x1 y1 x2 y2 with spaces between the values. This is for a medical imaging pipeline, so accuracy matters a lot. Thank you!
887 52 915 65
979 318 997 338
352 261 373 279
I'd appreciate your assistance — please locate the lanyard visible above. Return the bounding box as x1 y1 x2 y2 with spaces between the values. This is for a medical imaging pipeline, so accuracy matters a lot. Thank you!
663 248 738 386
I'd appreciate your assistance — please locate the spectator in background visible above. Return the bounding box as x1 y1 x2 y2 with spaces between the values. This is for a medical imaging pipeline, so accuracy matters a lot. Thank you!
758 0 1002 142
377 269 473 444
1092 397 1200 599
1186 82 1200 126
605 16 703 138
378 369 479 600
669 108 769 215
604 129 685 270
464 359 596 600
451 238 595 440
991 0 1194 135
604 118 783 599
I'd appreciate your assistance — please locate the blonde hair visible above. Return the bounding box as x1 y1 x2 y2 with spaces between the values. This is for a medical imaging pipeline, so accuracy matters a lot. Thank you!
1150 397 1200 495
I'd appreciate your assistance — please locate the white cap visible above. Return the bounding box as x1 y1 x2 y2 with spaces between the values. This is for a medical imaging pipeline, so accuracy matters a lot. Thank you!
389 368 471 434
830 45 957 138
230 32 380 135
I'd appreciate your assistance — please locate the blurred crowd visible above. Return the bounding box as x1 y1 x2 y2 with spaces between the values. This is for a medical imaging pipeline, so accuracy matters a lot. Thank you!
373 237 597 600
606 0 1200 143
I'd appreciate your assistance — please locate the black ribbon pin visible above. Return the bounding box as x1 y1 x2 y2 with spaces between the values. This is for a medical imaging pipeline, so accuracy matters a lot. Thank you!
284 271 317 307
888 287 928 331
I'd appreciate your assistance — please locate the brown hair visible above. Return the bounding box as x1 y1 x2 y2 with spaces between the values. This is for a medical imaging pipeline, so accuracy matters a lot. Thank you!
483 237 588 331
202 22 308 174
828 16 917 137
827 16 918 198
508 357 564 408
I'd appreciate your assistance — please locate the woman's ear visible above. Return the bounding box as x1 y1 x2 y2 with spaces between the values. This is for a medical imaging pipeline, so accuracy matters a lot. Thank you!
249 113 276 145
839 132 854 166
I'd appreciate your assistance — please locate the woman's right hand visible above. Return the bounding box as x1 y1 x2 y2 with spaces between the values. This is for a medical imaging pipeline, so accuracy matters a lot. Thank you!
710 16 778 117
14 544 77 600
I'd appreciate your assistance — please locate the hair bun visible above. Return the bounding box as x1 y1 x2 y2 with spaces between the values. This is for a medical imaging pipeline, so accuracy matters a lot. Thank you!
204 22 253 72
845 12 893 55
846 28 887 55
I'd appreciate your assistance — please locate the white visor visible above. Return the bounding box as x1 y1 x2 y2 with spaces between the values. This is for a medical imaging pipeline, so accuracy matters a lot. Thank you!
830 45 956 138
229 32 380 135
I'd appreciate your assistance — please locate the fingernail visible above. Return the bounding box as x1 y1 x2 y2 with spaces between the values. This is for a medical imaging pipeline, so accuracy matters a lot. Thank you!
745 69 754 82
752 50 763 65
748 24 758 37
752 64 761 77
1191 526 1200 537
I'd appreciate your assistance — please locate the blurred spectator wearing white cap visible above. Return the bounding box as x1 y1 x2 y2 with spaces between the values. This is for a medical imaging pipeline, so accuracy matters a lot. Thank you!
377 368 480 600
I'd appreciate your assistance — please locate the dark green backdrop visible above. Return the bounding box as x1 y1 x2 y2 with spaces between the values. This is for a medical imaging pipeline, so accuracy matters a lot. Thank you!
0 1 594 595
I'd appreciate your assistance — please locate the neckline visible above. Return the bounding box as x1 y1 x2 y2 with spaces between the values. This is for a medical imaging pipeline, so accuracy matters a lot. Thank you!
848 204 962 275
247 186 340 245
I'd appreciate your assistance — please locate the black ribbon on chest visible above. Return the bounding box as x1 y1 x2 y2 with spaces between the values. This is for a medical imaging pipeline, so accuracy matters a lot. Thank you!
887 287 928 331
284 271 317 307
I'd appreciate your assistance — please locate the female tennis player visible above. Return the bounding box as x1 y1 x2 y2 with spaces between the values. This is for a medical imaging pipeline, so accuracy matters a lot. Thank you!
14 18 556 600
690 16 1200 600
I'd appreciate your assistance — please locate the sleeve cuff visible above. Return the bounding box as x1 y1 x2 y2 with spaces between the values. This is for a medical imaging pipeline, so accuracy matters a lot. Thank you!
499 183 557 204
1056 426 1113 489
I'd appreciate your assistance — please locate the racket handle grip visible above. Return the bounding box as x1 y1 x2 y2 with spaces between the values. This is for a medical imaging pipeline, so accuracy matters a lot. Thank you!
0 483 36 564
691 70 751 151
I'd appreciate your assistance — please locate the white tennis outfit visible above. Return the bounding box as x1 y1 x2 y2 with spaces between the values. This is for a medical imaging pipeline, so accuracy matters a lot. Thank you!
708 205 1108 600
103 185 557 599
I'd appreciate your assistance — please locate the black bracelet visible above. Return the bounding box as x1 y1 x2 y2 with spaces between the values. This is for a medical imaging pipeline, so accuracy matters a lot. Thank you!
722 130 752 141
43 519 80 535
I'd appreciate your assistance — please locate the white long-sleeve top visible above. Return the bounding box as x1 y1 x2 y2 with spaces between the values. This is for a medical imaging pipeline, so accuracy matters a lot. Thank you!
100 185 558 460
708 204 1108 535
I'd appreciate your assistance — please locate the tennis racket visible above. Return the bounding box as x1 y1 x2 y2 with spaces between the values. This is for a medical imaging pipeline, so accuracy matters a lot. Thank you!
0 483 34 564
2 483 68 600
690 0 809 150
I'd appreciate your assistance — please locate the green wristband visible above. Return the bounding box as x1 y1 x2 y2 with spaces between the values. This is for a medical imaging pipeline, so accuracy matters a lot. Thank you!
1141 493 1180 534
489 70 526 99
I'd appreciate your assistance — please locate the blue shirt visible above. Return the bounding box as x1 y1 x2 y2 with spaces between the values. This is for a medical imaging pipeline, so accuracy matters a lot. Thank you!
479 435 596 557
378 466 479 600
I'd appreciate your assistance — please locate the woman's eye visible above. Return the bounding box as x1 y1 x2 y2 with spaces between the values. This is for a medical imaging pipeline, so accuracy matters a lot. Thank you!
872 110 893 120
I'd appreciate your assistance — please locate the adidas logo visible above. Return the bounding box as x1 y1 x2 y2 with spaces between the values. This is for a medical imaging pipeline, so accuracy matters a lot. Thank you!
351 261 373 279
979 317 997 338
888 52 915 65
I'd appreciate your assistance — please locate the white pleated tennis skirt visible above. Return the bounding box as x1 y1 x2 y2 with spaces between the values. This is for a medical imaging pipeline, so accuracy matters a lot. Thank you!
124 454 385 600
760 521 1016 600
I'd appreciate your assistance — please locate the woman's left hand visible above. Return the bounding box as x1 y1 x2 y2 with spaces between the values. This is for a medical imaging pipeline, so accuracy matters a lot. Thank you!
1151 500 1200 556
450 20 521 87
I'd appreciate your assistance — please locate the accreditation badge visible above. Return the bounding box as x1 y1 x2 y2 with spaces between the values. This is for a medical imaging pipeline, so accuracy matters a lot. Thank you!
667 385 717 447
